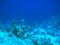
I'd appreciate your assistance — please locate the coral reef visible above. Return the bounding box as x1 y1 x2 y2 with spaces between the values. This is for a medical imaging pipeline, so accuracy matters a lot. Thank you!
0 16 60 45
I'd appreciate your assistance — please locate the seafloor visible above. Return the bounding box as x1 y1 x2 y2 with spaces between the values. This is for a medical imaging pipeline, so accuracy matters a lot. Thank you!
0 16 60 45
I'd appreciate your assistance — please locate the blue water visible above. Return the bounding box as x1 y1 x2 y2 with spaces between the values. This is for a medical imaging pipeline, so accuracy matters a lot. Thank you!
0 0 60 24
0 0 60 45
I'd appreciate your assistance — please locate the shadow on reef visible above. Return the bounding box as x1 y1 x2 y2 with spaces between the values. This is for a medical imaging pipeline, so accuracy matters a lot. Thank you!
0 16 60 45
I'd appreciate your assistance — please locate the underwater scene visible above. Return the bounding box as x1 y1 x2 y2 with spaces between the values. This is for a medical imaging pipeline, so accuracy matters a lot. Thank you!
0 16 60 45
0 0 60 45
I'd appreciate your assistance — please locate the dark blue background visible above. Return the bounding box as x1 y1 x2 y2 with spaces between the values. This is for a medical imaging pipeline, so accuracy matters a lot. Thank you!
0 0 60 24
